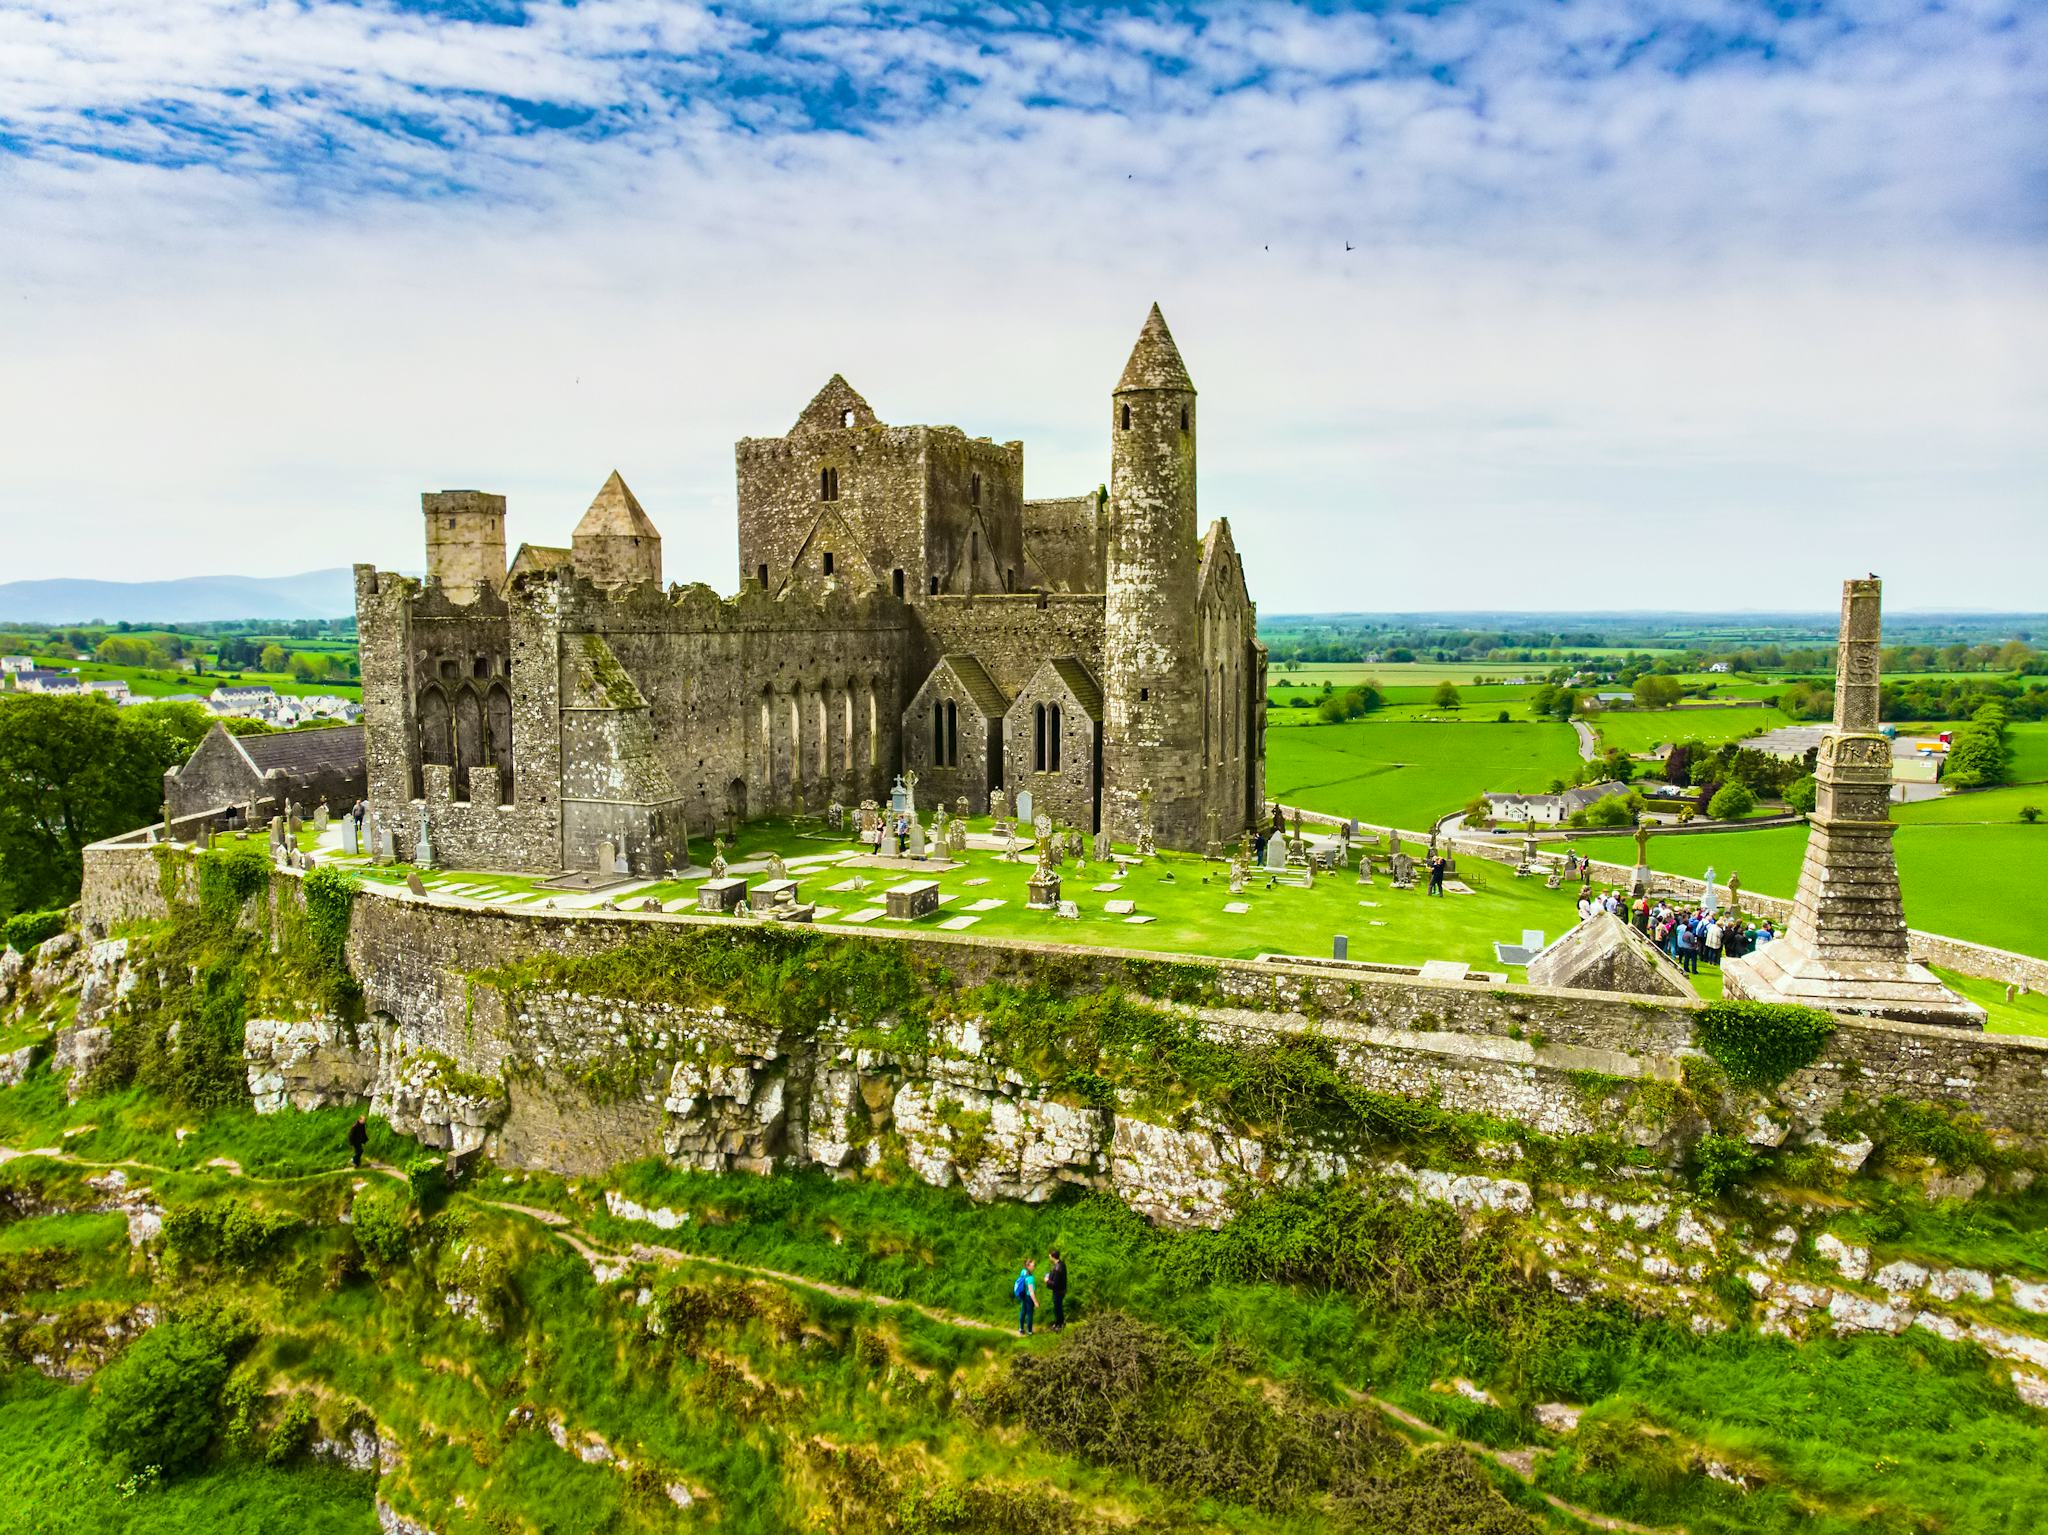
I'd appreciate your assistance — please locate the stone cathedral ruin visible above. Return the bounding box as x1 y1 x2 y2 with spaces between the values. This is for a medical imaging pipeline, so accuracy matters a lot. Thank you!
355 306 1264 875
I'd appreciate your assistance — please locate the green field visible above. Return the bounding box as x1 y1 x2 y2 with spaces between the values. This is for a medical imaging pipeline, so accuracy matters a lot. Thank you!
324 816 1585 976
1564 818 2048 960
13 653 360 701
1265 718 1583 831
2006 721 2048 783
1267 661 1555 688
1586 704 1793 756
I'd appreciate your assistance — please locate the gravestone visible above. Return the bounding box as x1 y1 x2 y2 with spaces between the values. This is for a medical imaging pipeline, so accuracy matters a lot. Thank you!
270 816 285 848
1046 830 1063 868
1026 863 1061 910
1701 866 1719 914
1055 900 1080 919
614 848 629 875
908 819 927 858
341 818 359 856
697 878 746 913
1262 837 1288 871
885 880 940 919
955 796 968 820
415 825 434 868
289 811 303 844
405 872 428 898
890 776 910 815
314 804 330 833
1228 860 1248 894
828 801 844 831
1390 852 1415 887
378 828 397 865
710 838 728 879
1016 789 1035 828
990 787 1010 834
1333 935 1348 961
946 818 967 854
597 839 617 876
766 852 790 882
1093 830 1111 861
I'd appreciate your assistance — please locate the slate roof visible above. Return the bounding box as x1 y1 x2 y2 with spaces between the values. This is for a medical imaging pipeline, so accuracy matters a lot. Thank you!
239 723 365 777
940 655 1009 718
1048 657 1104 721
1114 303 1195 393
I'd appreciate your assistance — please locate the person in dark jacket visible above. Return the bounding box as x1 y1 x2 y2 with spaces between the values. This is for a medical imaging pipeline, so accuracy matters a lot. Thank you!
1046 1249 1068 1331
347 1116 369 1169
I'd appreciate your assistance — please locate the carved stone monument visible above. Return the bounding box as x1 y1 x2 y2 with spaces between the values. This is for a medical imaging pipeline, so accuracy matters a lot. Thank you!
1026 846 1061 910
1723 579 1983 1028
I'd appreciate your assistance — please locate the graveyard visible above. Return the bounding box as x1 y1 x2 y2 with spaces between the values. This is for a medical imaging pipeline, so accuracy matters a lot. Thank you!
290 799 1594 981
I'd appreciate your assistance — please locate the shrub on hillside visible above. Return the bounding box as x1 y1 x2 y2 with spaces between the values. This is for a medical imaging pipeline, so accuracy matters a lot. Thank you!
1689 1134 1766 1196
1693 1001 1836 1088
1785 775 1817 814
351 1187 413 1268
1567 796 1633 830
87 1309 257 1477
2 909 67 952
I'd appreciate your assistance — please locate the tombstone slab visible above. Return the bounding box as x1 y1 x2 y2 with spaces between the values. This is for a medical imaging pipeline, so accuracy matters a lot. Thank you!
697 878 747 913
885 880 941 919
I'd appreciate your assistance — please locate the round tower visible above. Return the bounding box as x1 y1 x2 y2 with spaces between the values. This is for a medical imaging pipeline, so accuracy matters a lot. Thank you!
422 490 507 604
1101 304 1204 848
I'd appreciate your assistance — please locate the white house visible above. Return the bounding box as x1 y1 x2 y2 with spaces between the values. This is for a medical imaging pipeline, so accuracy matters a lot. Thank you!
0 656 31 675
1484 779 1630 826
87 679 132 701
15 668 82 695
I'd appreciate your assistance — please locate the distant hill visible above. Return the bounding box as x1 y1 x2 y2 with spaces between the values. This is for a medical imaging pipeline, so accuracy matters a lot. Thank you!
0 569 357 624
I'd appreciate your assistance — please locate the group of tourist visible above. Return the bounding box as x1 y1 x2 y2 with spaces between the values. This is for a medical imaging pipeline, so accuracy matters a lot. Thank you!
1575 888 1777 974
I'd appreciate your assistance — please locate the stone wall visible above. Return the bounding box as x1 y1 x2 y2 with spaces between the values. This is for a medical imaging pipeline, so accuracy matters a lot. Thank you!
318 885 2048 1155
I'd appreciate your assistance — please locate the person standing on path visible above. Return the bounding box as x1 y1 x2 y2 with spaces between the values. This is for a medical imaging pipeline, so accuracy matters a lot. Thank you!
347 1115 368 1169
1014 1259 1038 1335
1046 1250 1067 1331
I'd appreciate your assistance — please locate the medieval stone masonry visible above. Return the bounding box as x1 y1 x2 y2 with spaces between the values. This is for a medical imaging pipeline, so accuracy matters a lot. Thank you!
356 306 1267 874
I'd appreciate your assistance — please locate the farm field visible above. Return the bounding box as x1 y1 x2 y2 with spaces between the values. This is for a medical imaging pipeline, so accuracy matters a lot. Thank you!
1266 661 1554 688
1563 819 2048 960
1265 717 1582 830
14 652 361 700
1585 703 1796 756
2005 721 2048 783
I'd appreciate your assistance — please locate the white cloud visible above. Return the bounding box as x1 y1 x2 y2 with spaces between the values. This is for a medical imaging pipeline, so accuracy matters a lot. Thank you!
0 0 2041 610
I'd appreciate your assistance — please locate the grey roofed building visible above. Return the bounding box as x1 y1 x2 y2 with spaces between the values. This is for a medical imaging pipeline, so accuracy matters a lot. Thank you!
164 722 368 826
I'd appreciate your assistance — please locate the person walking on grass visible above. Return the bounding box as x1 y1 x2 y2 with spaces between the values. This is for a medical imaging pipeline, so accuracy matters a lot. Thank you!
1046 1249 1068 1331
347 1115 368 1169
1014 1258 1038 1335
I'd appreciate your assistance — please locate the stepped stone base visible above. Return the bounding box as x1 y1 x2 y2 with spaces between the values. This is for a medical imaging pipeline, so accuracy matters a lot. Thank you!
1723 946 1986 1031
1527 912 1691 998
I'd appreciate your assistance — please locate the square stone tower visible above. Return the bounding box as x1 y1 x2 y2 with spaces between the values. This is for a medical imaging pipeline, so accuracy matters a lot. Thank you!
1722 579 1984 1028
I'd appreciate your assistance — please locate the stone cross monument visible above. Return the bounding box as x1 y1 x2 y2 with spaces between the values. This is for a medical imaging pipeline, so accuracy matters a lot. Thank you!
1723 579 1983 1028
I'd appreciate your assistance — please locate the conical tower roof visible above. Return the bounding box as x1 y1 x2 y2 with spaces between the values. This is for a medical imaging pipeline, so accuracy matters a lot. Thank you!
1114 303 1194 393
573 470 661 540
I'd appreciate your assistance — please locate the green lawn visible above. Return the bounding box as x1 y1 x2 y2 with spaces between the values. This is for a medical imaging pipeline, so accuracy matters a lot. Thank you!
1892 785 2046 824
1930 967 2048 1038
1587 704 1794 756
1563 820 2048 960
1266 717 1583 831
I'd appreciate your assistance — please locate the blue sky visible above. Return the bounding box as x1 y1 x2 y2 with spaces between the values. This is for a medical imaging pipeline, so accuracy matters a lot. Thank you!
1 0 2042 610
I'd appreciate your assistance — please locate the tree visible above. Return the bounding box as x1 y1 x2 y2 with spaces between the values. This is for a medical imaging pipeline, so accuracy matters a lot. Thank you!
1633 674 1682 708
1461 794 1493 829
1708 782 1757 820
258 643 287 673
0 696 205 917
1568 794 1634 829
1664 743 1693 786
88 1311 255 1477
1431 682 1461 710
1943 703 2010 788
2021 805 2041 824
1785 775 1818 814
